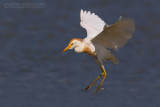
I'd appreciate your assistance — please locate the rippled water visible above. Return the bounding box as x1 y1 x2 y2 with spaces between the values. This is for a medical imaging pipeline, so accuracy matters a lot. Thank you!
0 0 160 107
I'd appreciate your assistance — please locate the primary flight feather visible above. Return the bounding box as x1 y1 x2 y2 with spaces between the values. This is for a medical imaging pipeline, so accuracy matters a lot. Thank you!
80 9 106 40
63 9 135 94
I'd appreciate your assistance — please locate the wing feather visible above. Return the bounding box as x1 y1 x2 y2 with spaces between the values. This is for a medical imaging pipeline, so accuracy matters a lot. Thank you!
92 18 135 49
80 9 106 40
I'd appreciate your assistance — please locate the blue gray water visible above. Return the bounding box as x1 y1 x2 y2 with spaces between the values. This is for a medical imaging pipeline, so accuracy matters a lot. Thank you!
0 0 160 107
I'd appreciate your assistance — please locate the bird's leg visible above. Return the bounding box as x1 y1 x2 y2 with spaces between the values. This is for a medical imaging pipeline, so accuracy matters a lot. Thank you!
83 57 103 91
83 57 107 93
83 73 103 91
91 63 107 94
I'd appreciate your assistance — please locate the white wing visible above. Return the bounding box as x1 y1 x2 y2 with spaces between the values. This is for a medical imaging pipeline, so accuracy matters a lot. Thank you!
80 9 106 40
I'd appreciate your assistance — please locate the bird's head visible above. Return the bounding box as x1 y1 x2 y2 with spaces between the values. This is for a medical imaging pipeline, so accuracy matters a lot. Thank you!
62 38 82 53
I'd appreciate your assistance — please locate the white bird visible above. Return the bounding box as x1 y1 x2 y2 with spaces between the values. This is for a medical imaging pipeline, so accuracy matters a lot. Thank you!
63 9 135 94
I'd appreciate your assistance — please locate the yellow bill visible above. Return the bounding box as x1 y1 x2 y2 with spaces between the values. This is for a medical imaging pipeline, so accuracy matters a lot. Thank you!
62 44 71 53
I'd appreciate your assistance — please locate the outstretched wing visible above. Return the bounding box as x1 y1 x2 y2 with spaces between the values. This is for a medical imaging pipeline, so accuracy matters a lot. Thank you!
80 9 106 40
92 18 135 50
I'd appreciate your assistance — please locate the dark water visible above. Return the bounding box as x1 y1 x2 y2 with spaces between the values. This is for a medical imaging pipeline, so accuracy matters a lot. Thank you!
0 0 160 107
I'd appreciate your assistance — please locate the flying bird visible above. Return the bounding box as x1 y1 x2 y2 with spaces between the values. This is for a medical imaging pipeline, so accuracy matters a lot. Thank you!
63 9 135 94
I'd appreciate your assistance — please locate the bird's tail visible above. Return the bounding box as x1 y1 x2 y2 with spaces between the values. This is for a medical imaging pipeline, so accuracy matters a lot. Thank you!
95 44 119 65
110 54 119 65
104 51 119 65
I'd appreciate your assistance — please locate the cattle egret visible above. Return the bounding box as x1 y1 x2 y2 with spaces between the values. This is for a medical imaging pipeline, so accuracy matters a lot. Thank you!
63 9 135 94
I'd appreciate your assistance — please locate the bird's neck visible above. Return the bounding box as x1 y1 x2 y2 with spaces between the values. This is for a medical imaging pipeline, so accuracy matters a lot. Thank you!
74 42 83 53
75 42 95 56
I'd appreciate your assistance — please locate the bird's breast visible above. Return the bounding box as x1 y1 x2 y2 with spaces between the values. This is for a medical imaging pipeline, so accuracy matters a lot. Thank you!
82 42 96 56
83 46 94 56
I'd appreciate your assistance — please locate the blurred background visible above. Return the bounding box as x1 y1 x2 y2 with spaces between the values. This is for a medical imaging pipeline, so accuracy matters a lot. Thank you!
0 0 160 107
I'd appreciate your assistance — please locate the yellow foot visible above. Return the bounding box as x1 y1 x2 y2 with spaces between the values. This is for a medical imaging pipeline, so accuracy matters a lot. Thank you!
91 86 104 94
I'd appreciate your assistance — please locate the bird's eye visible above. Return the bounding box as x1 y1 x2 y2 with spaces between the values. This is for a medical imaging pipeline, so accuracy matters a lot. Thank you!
71 43 73 45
